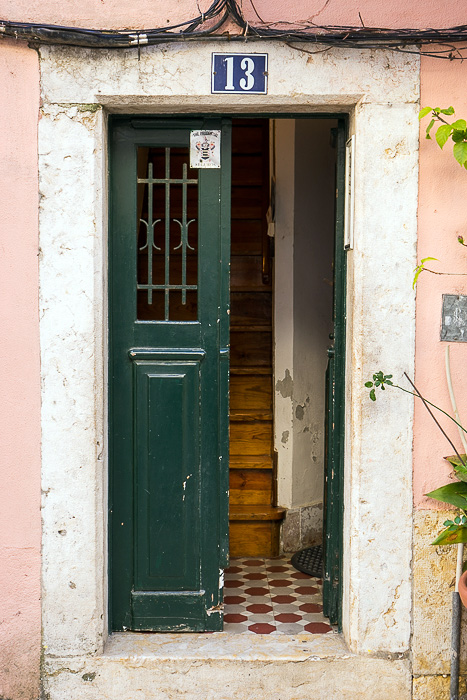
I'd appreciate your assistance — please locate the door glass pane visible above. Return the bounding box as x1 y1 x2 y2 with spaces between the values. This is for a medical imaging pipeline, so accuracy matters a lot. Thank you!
137 147 198 321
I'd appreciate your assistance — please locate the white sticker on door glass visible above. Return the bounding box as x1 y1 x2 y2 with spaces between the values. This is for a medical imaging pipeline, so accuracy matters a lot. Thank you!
190 130 221 169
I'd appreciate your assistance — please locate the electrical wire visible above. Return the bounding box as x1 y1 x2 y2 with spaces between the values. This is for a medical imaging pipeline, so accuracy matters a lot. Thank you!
1 0 467 58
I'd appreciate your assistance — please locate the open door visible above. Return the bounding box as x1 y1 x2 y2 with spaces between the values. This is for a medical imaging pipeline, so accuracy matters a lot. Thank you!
109 117 231 632
323 119 347 629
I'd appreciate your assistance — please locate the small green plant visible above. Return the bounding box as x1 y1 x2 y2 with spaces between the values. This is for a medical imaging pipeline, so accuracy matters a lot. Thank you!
365 372 467 544
364 371 393 401
419 105 467 168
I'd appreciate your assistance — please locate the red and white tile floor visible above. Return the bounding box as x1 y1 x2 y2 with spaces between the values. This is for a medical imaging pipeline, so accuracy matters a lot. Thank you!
223 556 334 635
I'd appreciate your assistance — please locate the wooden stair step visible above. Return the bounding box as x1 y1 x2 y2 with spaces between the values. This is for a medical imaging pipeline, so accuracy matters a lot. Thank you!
230 325 272 333
229 455 273 470
230 409 272 422
229 505 286 521
230 286 272 293
230 366 272 375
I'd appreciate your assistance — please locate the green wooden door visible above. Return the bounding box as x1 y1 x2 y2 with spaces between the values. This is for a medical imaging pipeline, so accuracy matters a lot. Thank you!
109 117 231 632
323 119 347 629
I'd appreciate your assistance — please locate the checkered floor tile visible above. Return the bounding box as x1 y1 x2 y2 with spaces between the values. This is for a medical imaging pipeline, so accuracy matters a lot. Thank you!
223 556 334 635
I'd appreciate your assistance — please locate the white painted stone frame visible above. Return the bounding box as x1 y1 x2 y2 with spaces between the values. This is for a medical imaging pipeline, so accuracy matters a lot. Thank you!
38 42 419 662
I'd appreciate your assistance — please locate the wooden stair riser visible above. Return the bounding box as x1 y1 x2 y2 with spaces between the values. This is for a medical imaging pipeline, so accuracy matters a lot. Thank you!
229 469 273 505
231 256 272 290
230 422 272 456
229 521 281 558
230 292 272 326
230 375 272 411
230 331 271 366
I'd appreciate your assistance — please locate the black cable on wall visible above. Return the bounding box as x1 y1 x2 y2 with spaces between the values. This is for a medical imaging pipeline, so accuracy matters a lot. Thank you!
1 0 467 59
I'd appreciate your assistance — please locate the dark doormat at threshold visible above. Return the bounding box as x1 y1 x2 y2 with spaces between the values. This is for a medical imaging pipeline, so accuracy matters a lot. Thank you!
291 544 323 579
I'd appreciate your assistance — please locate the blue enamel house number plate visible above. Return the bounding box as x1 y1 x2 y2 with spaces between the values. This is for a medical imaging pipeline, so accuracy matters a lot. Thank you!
211 53 268 94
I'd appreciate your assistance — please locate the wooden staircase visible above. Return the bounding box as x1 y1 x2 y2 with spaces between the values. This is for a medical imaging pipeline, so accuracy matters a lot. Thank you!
229 119 285 557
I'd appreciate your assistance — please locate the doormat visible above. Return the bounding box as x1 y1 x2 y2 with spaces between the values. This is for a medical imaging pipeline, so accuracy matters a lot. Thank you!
291 545 323 578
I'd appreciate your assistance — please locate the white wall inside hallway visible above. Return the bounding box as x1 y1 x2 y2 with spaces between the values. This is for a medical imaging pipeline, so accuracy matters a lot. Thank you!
275 119 336 525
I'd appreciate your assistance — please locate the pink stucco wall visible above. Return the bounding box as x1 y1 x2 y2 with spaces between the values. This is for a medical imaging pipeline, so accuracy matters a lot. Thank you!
413 56 467 507
0 39 41 700
1 0 467 30
0 3 466 696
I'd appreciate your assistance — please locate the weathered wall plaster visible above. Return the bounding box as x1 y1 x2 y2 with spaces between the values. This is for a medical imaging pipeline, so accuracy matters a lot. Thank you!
292 119 335 507
282 502 323 552
343 100 418 652
411 510 467 698
274 120 295 510
37 45 419 700
412 510 467 677
277 118 336 541
0 38 41 700
39 103 106 656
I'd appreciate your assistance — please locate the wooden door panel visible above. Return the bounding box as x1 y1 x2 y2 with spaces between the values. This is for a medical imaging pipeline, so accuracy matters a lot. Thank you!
133 359 200 592
110 118 231 632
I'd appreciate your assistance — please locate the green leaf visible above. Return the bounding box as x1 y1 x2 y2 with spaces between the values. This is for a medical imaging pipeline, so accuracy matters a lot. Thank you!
364 381 373 388
418 106 432 120
445 454 467 481
440 106 455 115
413 266 423 288
452 130 465 143
453 141 467 166
432 525 467 545
445 455 467 468
426 481 467 509
435 124 453 149
426 119 435 139
413 258 438 288
369 388 376 402
451 119 467 131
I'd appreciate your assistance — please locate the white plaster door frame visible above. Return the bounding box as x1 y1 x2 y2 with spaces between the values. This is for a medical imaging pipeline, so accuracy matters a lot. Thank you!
38 42 419 661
